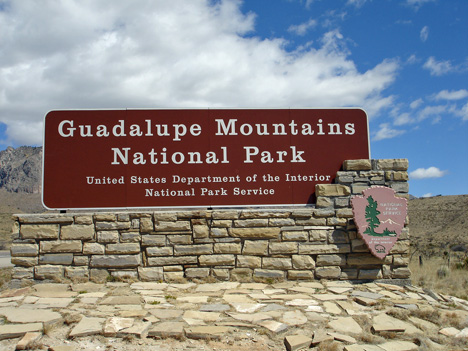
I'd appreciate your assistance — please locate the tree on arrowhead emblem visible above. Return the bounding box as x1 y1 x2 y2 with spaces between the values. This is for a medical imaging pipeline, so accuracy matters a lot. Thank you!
363 195 396 237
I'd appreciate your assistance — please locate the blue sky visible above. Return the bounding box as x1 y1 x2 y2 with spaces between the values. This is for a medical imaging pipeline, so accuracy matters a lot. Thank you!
0 0 467 197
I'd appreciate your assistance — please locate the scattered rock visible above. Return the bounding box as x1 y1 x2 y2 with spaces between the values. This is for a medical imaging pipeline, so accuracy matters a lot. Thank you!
284 334 312 351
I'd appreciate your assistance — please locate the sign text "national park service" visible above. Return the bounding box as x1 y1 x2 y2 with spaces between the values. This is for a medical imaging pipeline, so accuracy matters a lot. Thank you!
42 109 369 209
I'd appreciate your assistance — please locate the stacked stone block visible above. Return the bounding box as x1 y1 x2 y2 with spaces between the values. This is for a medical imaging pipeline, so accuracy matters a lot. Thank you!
10 159 411 284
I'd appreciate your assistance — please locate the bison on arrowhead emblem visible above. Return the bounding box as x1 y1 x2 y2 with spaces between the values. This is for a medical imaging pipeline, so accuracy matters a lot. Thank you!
351 187 407 259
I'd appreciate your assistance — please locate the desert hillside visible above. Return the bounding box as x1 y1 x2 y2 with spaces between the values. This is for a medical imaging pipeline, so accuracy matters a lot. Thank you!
408 194 468 256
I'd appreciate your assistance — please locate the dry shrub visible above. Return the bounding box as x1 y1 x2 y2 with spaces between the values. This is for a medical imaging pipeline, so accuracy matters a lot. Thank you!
410 256 468 299
441 311 467 330
317 340 342 351
0 267 12 289
410 308 441 324
387 308 410 321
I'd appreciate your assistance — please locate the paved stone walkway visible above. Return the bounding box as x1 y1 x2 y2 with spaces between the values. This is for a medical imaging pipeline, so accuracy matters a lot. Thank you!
0 280 467 350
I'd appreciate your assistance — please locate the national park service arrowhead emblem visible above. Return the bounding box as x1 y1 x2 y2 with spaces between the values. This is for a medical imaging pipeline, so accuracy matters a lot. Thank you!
351 187 407 259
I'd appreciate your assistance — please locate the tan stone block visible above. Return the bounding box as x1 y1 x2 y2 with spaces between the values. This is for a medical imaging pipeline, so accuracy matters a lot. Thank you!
212 268 230 281
314 209 335 218
148 256 197 266
269 242 298 255
336 209 353 218
393 255 409 266
211 220 232 228
12 267 34 279
18 214 74 224
39 253 73 265
97 231 119 243
155 221 191 232
173 244 213 256
240 210 289 219
73 256 89 266
374 159 409 171
11 256 38 267
242 240 269 256
141 235 166 246
40 240 82 253
328 229 349 244
237 255 261 268
164 272 184 281
315 266 341 279
392 267 411 279
292 255 315 269
61 225 95 240
315 184 351 197
234 219 269 227
90 254 141 268
282 231 308 241
34 265 65 280
298 243 350 255
212 211 239 219
210 228 229 238
193 225 209 239
167 235 192 245
343 159 372 171
262 257 292 270
230 268 253 280
95 221 131 231
389 240 410 254
296 218 327 226
347 254 384 266
253 269 284 279
229 227 280 239
21 224 59 239
351 239 369 252
154 212 178 221
138 267 163 281
309 229 328 242
199 254 235 266
106 243 141 255
327 217 348 226
269 218 295 227
94 214 116 221
213 243 242 254
358 269 382 280
74 216 93 225
65 266 89 280
10 243 38 257
185 268 210 278
316 196 334 208
288 270 314 280
146 246 173 256
316 254 346 266
140 217 154 233
83 243 105 255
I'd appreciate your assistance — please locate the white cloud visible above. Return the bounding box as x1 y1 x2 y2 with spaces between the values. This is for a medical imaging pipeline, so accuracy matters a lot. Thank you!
410 167 448 179
346 0 368 8
373 123 405 141
434 89 468 101
420 26 429 42
417 105 447 122
394 112 412 126
288 18 317 36
423 57 454 76
422 193 432 198
406 0 435 10
410 98 423 109
0 0 399 146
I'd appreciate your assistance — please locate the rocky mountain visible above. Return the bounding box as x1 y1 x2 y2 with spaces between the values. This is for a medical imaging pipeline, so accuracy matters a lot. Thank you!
0 146 42 194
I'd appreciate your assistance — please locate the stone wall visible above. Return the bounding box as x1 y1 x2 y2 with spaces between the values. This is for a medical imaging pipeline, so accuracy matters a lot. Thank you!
10 159 411 284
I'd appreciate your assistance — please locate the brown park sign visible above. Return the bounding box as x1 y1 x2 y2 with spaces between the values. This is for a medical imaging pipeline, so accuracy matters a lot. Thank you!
42 109 369 209
351 187 408 259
